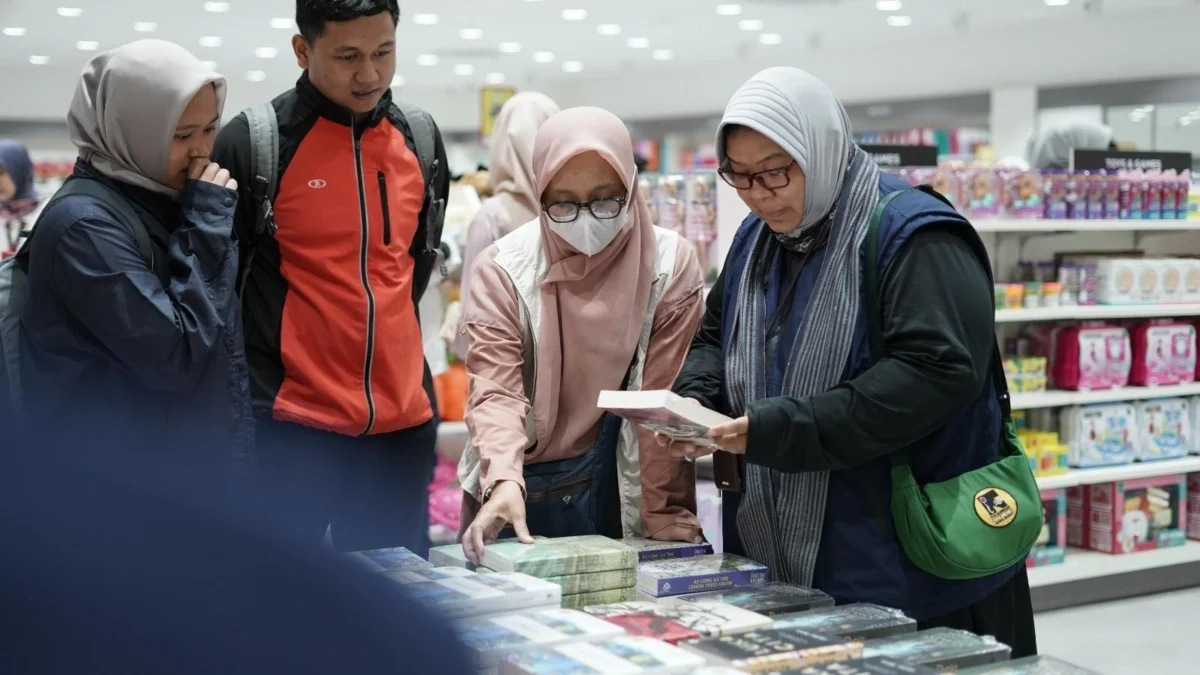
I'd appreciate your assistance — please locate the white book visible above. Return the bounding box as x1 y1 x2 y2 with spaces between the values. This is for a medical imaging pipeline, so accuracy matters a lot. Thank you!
596 390 732 447
383 566 477 585
499 635 706 675
458 608 626 669
407 572 562 620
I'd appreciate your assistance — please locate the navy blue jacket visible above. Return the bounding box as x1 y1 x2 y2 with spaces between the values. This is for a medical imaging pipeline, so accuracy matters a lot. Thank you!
677 174 1019 620
19 163 253 473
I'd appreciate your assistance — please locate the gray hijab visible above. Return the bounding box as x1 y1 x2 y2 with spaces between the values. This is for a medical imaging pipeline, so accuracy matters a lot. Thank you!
1028 120 1113 170
68 39 226 198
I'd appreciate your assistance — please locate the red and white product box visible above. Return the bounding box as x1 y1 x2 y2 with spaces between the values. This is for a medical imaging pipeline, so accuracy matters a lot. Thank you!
1077 475 1188 554
1188 473 1200 541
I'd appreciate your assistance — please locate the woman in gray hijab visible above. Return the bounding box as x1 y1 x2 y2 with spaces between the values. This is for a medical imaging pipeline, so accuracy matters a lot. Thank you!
667 67 1037 656
14 39 252 475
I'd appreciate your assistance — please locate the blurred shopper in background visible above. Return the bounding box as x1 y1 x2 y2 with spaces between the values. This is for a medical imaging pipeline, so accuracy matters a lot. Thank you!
458 107 705 563
1027 119 1116 170
0 140 40 256
668 67 1037 656
14 40 252 476
213 0 449 556
454 91 559 361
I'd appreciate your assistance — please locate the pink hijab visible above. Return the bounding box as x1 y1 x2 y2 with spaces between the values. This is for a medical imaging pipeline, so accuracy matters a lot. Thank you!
488 92 560 229
531 107 657 456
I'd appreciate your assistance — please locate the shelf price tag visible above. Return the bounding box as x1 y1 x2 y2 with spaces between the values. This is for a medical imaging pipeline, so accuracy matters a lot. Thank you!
859 144 939 168
1071 149 1193 173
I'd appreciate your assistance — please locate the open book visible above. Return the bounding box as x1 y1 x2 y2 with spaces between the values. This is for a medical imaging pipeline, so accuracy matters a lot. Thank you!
596 390 732 447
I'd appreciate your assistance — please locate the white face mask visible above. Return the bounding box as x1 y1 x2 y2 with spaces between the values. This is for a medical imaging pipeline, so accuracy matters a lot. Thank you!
549 207 628 256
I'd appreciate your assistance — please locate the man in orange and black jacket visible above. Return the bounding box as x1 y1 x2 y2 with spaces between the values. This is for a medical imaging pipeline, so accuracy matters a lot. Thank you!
212 0 448 555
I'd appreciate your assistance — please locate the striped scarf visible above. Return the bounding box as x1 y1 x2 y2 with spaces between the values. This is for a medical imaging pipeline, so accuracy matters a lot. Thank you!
724 146 880 585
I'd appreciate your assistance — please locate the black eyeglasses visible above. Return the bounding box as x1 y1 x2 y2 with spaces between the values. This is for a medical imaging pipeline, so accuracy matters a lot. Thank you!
717 162 796 191
542 197 627 224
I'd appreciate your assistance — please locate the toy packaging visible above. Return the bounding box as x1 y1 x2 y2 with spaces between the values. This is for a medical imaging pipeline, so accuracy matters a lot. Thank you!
771 603 918 641
1028 489 1067 568
958 655 1102 674
1051 324 1131 391
1070 476 1187 554
1084 171 1105 220
1181 259 1200 302
1061 403 1137 468
1102 171 1122 219
861 628 1012 672
656 174 687 235
1017 429 1068 478
1003 357 1048 394
1159 259 1188 303
1134 398 1191 461
1003 171 1042 219
964 169 1001 218
1188 473 1200 541
640 175 659 226
685 173 718 274
1044 170 1069 219
1130 321 1197 386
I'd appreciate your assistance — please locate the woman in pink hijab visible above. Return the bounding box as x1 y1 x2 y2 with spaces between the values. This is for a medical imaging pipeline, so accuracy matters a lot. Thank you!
457 107 705 562
453 92 559 361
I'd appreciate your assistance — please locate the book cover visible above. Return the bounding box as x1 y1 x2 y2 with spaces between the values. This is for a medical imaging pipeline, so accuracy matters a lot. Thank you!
482 536 637 577
408 572 562 619
583 600 772 638
772 603 918 640
457 608 625 668
621 538 713 562
785 656 938 674
429 538 541 570
546 567 638 594
561 586 638 609
597 390 732 447
384 566 477 585
863 628 1013 671
348 546 431 572
599 612 701 645
636 554 770 597
667 581 835 616
958 655 1101 674
499 635 706 675
682 627 863 673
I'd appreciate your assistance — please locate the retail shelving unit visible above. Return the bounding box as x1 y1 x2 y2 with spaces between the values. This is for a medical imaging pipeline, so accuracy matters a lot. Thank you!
974 218 1198 234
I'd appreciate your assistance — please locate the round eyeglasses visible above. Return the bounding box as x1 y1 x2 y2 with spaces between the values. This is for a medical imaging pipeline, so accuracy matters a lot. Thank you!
542 197 627 224
717 162 797 191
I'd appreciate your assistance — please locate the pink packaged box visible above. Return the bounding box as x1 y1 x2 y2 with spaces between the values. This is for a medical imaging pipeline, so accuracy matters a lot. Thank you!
1129 321 1197 386
1084 475 1188 554
1052 324 1131 391
1028 488 1067 567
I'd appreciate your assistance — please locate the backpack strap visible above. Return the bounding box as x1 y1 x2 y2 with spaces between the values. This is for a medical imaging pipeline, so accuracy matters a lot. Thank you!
47 177 154 268
395 101 445 258
240 103 280 296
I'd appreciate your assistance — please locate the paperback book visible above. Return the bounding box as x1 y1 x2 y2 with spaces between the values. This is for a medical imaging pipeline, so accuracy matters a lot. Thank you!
772 603 918 640
429 538 541 569
637 554 770 597
457 608 625 669
561 586 638 609
582 599 771 641
681 627 863 673
596 390 732 447
499 635 706 675
958 655 1102 674
862 628 1013 671
665 581 835 616
348 546 431 572
384 566 477 585
546 567 638 595
785 656 938 674
482 536 637 578
621 537 713 562
406 572 562 619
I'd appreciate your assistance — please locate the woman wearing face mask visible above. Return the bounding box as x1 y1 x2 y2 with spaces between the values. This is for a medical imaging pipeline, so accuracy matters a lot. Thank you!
668 68 1037 655
0 141 40 257
454 92 559 361
456 107 705 562
16 40 252 472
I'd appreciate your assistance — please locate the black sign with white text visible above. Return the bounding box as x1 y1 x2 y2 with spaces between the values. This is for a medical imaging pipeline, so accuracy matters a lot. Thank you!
1071 149 1193 173
859 144 939 168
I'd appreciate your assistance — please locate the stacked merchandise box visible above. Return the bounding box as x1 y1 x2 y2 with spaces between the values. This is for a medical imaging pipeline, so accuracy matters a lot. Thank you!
680 626 863 672
770 604 918 641
637 554 770 599
1062 403 1137 469
861 628 1012 671
482 535 639 608
661 581 835 616
499 635 706 674
1028 488 1068 568
580 599 771 644
1189 473 1200 541
959 655 1103 674
1068 476 1187 554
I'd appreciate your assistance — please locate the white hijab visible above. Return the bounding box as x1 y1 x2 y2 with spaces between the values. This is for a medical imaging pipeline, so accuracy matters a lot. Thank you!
716 67 853 232
1028 120 1113 170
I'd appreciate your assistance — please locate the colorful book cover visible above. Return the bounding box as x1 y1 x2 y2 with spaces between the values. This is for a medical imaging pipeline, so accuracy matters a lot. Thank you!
349 546 431 572
863 628 1013 671
784 656 938 674
457 608 625 668
636 554 769 597
668 581 835 616
772 603 918 640
499 635 706 675
483 536 637 577
600 612 702 645
621 538 713 562
561 586 638 609
681 627 863 672
583 600 772 638
958 655 1101 674
546 567 638 594
384 566 477 585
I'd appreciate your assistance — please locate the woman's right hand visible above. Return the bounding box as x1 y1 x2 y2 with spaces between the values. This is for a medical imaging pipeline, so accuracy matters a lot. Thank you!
462 480 535 565
189 158 238 191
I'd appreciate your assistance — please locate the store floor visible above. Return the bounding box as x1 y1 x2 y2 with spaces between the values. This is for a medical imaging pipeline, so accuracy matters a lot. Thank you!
1034 587 1199 673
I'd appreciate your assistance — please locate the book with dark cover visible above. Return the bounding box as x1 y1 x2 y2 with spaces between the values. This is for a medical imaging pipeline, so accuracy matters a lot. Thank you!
483 536 637 577
561 586 638 609
681 627 863 673
863 628 1013 671
622 538 714 562
499 635 706 674
582 600 771 639
772 603 918 640
958 655 1102 674
785 656 938 674
668 581 835 616
637 554 769 597
349 546 431 572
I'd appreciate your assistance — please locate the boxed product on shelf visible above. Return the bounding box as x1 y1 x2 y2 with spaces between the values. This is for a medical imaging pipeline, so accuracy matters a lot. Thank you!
1134 398 1192 461
499 635 706 674
861 628 1012 671
771 603 918 641
1016 428 1069 477
1095 259 1159 305
662 581 835 616
656 174 687 235
680 627 863 672
1001 170 1042 219
1129 321 1196 386
1061 403 1137 468
1052 324 1131 391
622 538 713 562
457 608 625 669
958 654 1102 674
1028 488 1067 568
1069 476 1187 554
637 553 770 598
1003 357 1048 394
1187 473 1200 541
963 169 1001 218
581 599 772 642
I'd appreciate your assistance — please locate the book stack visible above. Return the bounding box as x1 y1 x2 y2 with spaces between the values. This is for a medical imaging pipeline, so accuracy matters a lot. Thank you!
482 535 639 608
786 657 938 674
498 635 706 675
456 608 624 673
622 537 713 562
959 655 1102 674
680 626 864 672
861 628 1013 671
404 571 562 620
428 543 493 571
663 581 835 616
347 546 432 573
580 599 772 644
637 553 770 599
772 604 919 641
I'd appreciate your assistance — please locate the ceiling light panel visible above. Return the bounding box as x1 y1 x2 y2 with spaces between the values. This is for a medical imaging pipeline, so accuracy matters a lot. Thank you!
203 2 231 12
562 9 587 20
412 13 438 25
597 24 621 35
56 7 82 17
133 22 158 33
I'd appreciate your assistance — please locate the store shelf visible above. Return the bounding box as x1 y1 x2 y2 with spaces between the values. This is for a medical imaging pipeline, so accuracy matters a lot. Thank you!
1029 542 1200 589
974 218 1197 234
1035 456 1200 490
1029 542 1200 612
1012 383 1200 410
996 303 1200 323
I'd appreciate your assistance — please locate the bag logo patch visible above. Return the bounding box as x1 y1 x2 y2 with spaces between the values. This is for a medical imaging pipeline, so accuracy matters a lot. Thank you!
974 487 1017 528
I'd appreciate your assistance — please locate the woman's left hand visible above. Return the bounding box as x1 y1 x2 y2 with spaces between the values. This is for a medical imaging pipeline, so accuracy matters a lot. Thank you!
708 416 750 453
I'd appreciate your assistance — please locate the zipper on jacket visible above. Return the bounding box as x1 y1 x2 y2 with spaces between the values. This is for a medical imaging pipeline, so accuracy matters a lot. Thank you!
526 475 591 503
352 122 378 434
377 171 392 246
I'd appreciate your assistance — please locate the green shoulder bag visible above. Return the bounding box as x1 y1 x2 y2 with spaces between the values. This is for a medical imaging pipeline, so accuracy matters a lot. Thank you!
863 187 1042 580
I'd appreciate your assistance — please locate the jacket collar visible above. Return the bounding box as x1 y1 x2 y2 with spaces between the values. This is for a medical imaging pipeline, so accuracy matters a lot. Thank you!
295 71 391 128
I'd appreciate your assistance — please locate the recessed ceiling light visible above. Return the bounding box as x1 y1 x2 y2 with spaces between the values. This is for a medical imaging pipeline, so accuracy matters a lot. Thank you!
202 61 217 70
759 33 782 45
29 55 49 65
716 4 743 16
416 53 439 66
597 24 621 35
532 51 555 63
245 70 267 82
203 2 231 12
562 9 587 20
76 40 99 50
739 19 763 30
199 36 222 47
255 47 278 58
2 27 27 37
562 60 583 72
391 75 405 87
56 7 82 17
499 41 522 53
886 15 912 26
627 36 650 48
133 21 158 33
652 49 673 60
459 28 483 40
485 72 506 84
412 13 438 25
875 0 902 10
453 64 475 76
269 17 294 29
1044 0 1070 5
